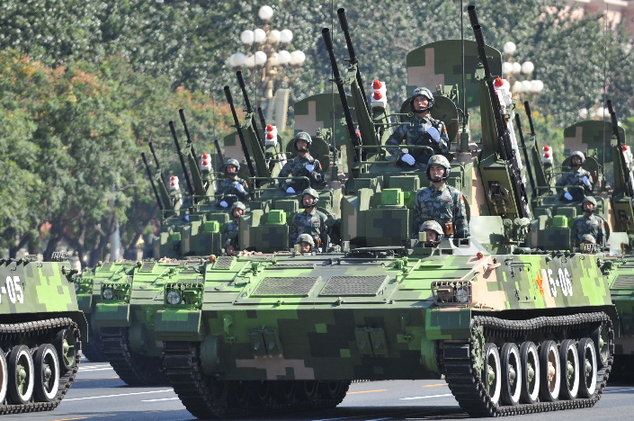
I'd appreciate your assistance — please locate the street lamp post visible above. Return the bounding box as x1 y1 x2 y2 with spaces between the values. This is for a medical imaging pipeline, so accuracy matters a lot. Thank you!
501 42 544 101
227 5 306 130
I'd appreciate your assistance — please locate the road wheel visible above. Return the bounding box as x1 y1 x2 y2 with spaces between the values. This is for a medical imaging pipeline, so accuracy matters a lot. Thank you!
520 341 540 404
577 337 598 398
8 345 34 404
34 343 60 402
539 340 561 402
500 342 522 406
482 343 501 404
55 328 78 372
559 339 579 400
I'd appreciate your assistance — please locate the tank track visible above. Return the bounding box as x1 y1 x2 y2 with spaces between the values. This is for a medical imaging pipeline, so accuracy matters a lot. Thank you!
80 315 106 362
162 341 350 419
0 317 81 415
101 327 168 386
440 312 613 417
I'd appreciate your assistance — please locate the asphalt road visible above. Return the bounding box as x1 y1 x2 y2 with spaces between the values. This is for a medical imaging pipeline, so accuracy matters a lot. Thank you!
6 359 634 421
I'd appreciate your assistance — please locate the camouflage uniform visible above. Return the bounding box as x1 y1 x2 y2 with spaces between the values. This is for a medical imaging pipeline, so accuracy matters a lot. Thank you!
556 168 593 201
386 114 449 170
413 184 469 238
290 208 329 247
279 154 325 192
223 220 240 249
572 214 605 247
218 177 249 205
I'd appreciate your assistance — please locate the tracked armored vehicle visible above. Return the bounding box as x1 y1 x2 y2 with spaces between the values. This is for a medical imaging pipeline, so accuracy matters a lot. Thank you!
0 254 87 414
153 6 617 418
89 78 347 385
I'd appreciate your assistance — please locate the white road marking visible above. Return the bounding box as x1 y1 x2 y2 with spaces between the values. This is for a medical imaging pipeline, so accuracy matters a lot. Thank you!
64 389 173 402
141 397 180 402
399 393 453 400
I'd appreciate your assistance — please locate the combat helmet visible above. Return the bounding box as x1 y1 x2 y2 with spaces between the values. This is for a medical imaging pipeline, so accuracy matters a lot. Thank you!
296 233 315 248
231 201 246 217
570 151 586 166
420 220 444 244
581 196 597 213
301 188 319 207
293 132 312 152
426 154 451 182
410 87 434 113
224 158 240 174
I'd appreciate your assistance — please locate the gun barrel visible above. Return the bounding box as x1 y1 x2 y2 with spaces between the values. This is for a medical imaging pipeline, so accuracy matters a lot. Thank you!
322 27 362 161
179 109 197 158
141 152 164 211
524 101 536 135
169 120 195 196
224 85 257 179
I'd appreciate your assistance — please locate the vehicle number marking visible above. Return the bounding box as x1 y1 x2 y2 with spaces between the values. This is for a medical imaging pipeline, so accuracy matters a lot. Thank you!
542 268 573 298
2 276 25 304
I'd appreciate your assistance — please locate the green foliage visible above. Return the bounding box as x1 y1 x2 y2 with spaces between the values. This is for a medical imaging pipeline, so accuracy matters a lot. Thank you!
0 50 234 264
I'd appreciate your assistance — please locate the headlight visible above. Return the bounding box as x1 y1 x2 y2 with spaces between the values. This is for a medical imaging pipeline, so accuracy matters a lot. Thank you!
166 290 182 305
455 286 470 303
102 287 115 300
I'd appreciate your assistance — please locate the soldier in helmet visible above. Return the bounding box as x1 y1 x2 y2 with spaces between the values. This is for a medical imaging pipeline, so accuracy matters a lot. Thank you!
418 220 444 247
218 158 250 208
572 196 606 249
556 151 593 202
279 132 325 194
223 201 246 255
413 155 469 239
296 234 315 254
386 87 449 170
289 188 329 249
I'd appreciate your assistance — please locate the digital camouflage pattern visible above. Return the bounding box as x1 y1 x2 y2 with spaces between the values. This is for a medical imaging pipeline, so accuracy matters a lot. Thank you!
385 114 449 169
217 177 249 204
572 215 606 246
224 220 240 248
413 184 468 238
0 257 87 413
556 168 593 200
289 207 328 247
278 153 325 192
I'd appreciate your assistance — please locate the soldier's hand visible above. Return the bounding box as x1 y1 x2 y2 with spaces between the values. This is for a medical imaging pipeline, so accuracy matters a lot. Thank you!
225 245 235 255
564 192 573 201
219 200 229 208
582 176 591 187
286 187 296 194
400 153 416 166
236 183 245 193
427 126 441 142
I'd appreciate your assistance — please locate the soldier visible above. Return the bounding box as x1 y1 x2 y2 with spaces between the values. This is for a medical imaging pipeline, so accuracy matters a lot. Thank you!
556 151 593 202
386 87 449 170
289 188 328 249
218 158 249 208
223 201 246 255
296 234 315 254
413 155 469 238
279 132 325 193
418 220 444 247
572 196 606 249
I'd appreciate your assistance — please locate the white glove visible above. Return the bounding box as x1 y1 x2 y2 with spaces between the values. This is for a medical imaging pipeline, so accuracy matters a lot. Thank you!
401 153 416 166
286 187 296 194
219 200 229 208
564 192 573 201
427 126 441 143
582 176 591 187
305 164 315 173
235 183 245 193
